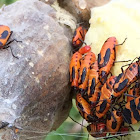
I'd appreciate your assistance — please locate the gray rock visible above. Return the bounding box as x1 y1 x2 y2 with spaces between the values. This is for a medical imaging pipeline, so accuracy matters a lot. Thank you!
0 0 72 139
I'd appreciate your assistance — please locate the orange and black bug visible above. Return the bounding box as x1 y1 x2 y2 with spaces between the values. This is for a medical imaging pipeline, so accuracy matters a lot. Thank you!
106 110 123 135
69 52 82 90
96 76 117 118
76 93 94 122
127 82 140 102
98 37 127 84
98 37 118 84
78 52 96 95
72 26 87 49
87 60 102 107
113 57 140 98
0 25 22 58
69 46 92 90
123 96 140 124
87 122 106 138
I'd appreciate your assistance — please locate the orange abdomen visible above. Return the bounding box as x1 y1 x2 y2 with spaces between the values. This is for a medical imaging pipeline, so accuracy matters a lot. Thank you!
69 52 82 89
87 61 101 106
78 52 96 94
0 25 11 47
106 110 123 134
98 37 118 84
113 62 138 97
96 76 116 118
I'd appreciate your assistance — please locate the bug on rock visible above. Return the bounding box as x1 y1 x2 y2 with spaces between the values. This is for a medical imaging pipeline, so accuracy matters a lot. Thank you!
113 57 140 98
98 37 127 84
72 26 87 50
0 25 22 58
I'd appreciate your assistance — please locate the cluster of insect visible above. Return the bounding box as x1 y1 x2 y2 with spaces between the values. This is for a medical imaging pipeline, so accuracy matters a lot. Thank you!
69 26 140 139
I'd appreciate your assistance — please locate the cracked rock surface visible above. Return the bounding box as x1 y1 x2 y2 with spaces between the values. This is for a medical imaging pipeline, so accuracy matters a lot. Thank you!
0 0 72 139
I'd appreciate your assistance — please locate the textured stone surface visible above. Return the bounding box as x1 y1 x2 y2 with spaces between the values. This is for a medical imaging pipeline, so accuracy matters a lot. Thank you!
57 0 90 24
0 0 72 139
85 0 111 8
40 0 56 5
55 0 110 26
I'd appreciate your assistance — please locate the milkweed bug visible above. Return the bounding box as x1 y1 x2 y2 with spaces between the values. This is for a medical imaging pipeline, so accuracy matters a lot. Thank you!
76 93 94 122
113 57 140 97
0 25 22 58
87 122 107 138
106 110 123 135
127 82 140 102
96 76 117 118
69 46 92 90
69 115 106 138
123 96 140 124
69 52 82 90
98 37 118 84
72 26 87 49
98 37 127 84
78 52 96 95
87 61 102 107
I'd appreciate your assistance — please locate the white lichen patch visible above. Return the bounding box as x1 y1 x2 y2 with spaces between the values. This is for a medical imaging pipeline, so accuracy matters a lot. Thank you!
10 62 16 65
24 85 27 89
16 54 22 57
25 58 30 61
47 32 52 40
0 89 2 97
37 50 44 56
18 44 24 49
79 0 87 9
43 25 49 30
29 62 34 67
12 104 17 110
24 40 30 45
34 76 40 83
52 1 76 32
32 72 35 75
44 118 48 121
